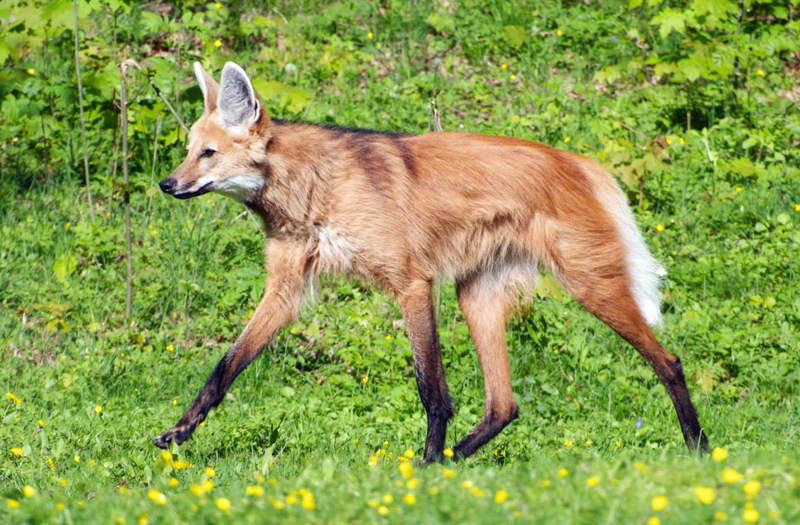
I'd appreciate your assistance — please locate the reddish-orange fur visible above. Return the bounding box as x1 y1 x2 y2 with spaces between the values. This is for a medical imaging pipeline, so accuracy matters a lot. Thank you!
153 62 707 460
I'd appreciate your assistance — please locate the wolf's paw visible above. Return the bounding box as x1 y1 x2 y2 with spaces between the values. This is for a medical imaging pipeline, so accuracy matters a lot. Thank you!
152 424 194 449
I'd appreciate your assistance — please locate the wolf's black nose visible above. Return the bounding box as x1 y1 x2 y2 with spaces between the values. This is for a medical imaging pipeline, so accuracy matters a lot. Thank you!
159 178 175 193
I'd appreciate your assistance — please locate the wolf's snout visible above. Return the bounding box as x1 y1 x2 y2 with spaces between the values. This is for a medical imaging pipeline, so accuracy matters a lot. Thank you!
159 177 176 194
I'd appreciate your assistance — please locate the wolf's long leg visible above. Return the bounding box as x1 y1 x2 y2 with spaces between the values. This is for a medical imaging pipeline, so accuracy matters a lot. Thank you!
396 279 453 463
451 274 518 460
153 240 308 449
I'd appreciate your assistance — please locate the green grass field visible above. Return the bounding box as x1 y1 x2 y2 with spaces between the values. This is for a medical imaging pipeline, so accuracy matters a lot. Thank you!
2 0 799 523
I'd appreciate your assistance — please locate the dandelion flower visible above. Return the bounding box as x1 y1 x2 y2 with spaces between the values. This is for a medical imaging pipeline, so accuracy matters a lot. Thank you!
166 345 174 351
404 449 415 459
46 458 55 470
23 486 35 497
56 503 65 510
95 405 102 413
756 70 764 76
510 74 516 80
65 223 71 231
723 469 742 483
443 469 455 478
214 40 222 48
246 486 263 496
169 478 179 487
215 2 221 8
11 448 22 456
443 448 454 458
558 469 568 477
587 476 600 487
59 479 68 486
191 485 204 496
368 455 378 467
679 138 685 145
216 498 231 511
378 506 389 515
202 480 214 492
27 68 35 75
743 509 759 522
147 489 166 505
7 499 20 508
541 480 551 487
695 487 714 504
656 224 664 232
368 499 380 508
462 480 474 488
367 32 373 40
795 204 800 212
407 479 419 488
563 136 571 143
648 518 660 525
652 496 667 510
712 448 728 461
5 393 21 404
495 490 508 503
138 514 148 525
736 187 742 192
362 377 368 383
556 30 562 36
743 480 760 495
564 439 573 446
382 494 393 504
205 467 216 477
403 493 416 505
666 138 673 145
75 455 80 463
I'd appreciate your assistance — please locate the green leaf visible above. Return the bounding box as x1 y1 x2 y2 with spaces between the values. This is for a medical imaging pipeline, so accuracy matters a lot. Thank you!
53 252 78 283
503 25 527 49
651 9 687 39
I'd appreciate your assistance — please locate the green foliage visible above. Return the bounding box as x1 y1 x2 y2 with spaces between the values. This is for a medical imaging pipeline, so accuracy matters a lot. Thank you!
1 0 800 522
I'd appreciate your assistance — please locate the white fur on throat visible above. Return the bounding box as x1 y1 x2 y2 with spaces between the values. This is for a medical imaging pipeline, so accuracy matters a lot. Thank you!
196 171 265 202
597 182 666 328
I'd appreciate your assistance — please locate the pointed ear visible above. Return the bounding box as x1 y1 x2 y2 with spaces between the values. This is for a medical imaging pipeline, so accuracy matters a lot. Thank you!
193 62 219 113
217 62 261 130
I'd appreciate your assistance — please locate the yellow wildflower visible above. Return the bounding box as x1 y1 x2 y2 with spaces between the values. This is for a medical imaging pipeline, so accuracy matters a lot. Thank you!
382 494 393 504
722 469 742 483
563 136 571 143
46 458 55 470
403 493 416 505
95 406 102 413
378 506 389 515
191 484 204 496
215 2 221 8
216 498 231 511
541 480 551 487
558 469 568 477
75 455 80 463
712 447 728 461
7 499 20 508
795 204 800 212
656 224 664 232
368 455 378 467
501 63 508 69
462 480 473 488
367 32 373 40
666 138 673 144
404 449 415 459
202 480 214 492
246 486 263 496
510 74 516 80
27 68 35 75
59 479 68 486
556 30 562 36
166 345 174 351
23 486 35 497
756 70 764 76
65 223 71 231
714 511 728 521
648 518 660 525
736 187 742 192
57 503 65 510
11 448 22 456
564 439 573 446
169 478 179 487
587 476 600 487
743 480 760 495
138 514 148 525
443 469 455 478
695 487 715 504
5 393 21 404
147 489 166 505
214 40 222 48
743 509 759 523
679 138 685 145
368 499 380 508
652 496 667 510
205 467 216 477
362 376 368 383
407 479 419 488
495 490 508 503
443 448 454 458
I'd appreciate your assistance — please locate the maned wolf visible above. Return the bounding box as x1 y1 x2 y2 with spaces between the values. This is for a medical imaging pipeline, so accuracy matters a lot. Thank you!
153 61 708 461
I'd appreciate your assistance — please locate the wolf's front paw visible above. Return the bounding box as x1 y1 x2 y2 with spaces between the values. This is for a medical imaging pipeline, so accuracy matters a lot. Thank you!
152 424 194 449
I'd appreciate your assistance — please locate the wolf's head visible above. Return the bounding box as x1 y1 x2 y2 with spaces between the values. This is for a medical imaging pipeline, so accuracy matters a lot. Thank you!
159 62 270 202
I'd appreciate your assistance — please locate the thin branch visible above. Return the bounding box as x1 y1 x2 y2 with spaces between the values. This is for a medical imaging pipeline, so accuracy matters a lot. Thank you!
146 113 162 224
73 0 95 222
120 61 133 318
121 58 189 135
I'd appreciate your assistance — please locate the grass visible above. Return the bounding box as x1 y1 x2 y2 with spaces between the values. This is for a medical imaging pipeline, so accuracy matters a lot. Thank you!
2 0 800 522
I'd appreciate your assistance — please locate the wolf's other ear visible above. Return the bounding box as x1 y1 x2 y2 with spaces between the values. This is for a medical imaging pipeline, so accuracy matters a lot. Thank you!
193 62 219 113
218 62 260 131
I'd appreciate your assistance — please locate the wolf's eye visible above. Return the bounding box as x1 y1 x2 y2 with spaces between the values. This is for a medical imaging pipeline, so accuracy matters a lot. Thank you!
200 148 216 158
